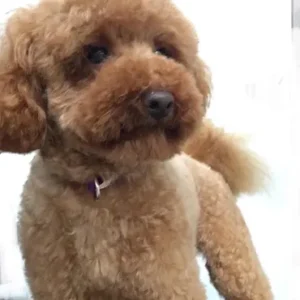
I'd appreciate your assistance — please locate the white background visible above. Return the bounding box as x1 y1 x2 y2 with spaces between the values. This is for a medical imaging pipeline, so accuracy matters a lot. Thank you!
0 0 298 299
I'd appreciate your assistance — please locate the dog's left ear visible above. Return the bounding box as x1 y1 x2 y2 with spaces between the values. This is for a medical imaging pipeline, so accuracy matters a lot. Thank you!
0 9 47 154
193 57 212 109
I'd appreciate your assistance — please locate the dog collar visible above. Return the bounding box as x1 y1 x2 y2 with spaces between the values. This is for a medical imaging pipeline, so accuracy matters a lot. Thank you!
87 176 115 200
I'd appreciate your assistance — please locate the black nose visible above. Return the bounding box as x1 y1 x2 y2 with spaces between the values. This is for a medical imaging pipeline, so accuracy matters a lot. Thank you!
144 91 174 120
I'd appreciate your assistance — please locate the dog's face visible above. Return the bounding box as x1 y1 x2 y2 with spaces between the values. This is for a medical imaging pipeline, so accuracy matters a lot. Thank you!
0 0 210 165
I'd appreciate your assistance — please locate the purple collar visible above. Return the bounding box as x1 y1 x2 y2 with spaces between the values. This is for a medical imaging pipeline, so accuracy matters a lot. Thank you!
87 176 116 200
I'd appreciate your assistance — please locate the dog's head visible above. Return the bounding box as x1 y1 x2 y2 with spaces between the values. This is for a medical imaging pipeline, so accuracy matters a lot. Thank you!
0 0 211 166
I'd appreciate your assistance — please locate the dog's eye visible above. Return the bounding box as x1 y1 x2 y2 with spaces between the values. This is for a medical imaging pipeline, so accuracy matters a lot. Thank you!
155 47 172 58
86 45 109 64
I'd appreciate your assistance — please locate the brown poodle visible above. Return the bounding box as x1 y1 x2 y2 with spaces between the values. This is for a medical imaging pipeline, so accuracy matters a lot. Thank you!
0 0 272 299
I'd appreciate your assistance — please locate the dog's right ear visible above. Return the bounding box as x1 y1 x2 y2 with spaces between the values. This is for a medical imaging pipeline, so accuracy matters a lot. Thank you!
0 9 47 154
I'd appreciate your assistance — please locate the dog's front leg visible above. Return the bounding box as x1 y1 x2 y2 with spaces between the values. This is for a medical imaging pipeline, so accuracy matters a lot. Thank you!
194 165 273 300
18 212 84 300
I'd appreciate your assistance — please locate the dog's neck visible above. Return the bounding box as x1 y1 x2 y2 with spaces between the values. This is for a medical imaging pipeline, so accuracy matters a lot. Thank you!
39 125 156 184
39 146 158 186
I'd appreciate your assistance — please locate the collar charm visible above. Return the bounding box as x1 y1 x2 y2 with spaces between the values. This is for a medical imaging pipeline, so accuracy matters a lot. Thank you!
87 176 114 200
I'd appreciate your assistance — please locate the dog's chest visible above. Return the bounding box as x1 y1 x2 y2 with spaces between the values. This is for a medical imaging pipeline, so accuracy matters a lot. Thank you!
70 157 199 287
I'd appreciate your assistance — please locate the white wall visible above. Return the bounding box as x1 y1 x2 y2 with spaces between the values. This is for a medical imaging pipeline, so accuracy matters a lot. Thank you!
0 0 297 299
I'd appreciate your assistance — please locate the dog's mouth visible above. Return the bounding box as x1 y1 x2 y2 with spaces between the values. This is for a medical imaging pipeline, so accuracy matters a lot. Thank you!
102 124 181 148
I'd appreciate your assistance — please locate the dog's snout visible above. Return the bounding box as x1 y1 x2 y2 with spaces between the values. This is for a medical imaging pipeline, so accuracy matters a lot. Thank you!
144 91 174 120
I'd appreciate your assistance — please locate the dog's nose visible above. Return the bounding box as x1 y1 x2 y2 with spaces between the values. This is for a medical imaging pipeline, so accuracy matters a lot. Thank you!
144 91 174 120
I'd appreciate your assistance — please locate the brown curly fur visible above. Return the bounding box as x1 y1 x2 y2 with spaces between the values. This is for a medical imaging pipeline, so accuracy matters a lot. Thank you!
184 120 269 197
0 0 272 299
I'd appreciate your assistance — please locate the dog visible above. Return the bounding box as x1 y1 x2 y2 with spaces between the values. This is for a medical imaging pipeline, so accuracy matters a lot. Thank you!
0 0 272 299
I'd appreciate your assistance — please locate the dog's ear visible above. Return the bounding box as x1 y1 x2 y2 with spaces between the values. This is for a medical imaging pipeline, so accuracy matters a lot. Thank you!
0 10 47 153
193 57 212 109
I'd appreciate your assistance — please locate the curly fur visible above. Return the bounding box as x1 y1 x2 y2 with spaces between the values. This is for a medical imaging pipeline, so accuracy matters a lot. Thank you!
184 120 269 197
0 0 272 299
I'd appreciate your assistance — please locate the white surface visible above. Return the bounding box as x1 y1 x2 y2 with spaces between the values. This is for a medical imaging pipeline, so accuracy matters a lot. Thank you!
0 1 298 299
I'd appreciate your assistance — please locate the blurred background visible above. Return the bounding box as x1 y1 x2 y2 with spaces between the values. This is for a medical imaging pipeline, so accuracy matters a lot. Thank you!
0 0 298 299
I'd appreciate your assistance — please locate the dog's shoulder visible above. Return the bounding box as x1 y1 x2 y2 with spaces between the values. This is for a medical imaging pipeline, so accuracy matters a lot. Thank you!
166 153 212 190
181 153 234 205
